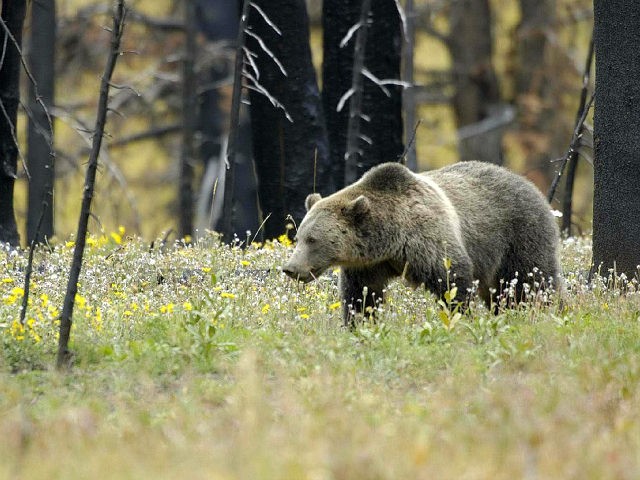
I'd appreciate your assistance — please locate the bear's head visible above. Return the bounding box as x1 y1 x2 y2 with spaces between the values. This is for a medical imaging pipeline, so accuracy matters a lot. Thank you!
282 192 372 283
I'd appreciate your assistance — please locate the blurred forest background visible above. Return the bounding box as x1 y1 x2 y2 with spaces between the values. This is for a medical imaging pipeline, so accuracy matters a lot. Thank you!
8 0 593 245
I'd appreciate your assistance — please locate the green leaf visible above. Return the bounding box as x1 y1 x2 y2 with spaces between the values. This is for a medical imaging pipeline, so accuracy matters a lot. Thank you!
449 287 458 301
438 310 450 327
443 257 452 271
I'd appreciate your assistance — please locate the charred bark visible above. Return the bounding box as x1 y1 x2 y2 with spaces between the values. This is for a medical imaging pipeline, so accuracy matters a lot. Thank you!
592 0 640 279
247 0 331 239
26 0 56 244
0 0 27 247
447 0 505 164
322 0 403 189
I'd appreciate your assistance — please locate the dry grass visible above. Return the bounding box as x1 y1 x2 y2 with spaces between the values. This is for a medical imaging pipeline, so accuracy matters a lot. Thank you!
1 234 639 479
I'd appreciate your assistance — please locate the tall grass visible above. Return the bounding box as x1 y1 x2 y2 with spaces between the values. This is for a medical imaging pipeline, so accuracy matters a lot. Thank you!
1 233 638 479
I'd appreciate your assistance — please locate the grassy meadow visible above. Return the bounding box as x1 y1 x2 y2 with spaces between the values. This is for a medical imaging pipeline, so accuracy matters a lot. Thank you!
1 232 639 479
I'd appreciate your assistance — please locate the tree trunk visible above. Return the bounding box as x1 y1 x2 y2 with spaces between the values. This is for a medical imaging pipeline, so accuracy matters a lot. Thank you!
513 0 559 189
179 0 197 240
322 0 403 189
27 0 56 244
447 0 505 164
0 0 27 247
592 0 640 279
402 0 417 172
247 0 332 239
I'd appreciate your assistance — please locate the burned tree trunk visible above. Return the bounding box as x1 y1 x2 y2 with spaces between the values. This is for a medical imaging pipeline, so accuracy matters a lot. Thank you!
26 0 56 244
591 0 640 279
322 0 403 189
513 0 559 188
447 0 506 164
178 0 197 240
247 0 331 239
0 0 27 247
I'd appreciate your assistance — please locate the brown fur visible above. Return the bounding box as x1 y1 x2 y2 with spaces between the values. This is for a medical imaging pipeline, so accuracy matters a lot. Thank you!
283 162 561 326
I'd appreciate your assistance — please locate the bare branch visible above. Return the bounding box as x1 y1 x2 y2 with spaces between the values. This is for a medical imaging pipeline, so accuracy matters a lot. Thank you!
224 0 252 241
244 28 287 77
393 0 408 40
344 0 372 184
336 87 355 112
249 3 282 36
340 21 362 48
547 93 594 203
57 0 127 370
243 69 293 122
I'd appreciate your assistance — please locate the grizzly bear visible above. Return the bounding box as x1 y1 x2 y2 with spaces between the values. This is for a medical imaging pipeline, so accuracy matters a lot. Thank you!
283 161 561 325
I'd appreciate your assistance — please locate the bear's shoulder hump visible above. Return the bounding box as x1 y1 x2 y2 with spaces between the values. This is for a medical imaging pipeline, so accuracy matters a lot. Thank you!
360 162 414 191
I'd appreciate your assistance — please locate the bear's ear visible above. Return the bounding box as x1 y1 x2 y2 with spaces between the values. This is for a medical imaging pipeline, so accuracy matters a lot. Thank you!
305 193 322 211
345 195 370 219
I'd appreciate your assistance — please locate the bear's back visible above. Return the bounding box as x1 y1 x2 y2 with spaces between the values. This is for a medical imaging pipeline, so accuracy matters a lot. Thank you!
423 161 559 284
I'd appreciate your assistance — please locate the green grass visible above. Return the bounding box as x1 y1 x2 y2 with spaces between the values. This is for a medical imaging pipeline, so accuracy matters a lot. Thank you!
1 233 639 479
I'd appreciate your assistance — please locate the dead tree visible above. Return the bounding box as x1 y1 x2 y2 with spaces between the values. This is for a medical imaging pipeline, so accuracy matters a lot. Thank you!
0 0 27 247
245 0 332 239
591 0 640 280
26 0 56 244
57 0 126 369
323 0 404 189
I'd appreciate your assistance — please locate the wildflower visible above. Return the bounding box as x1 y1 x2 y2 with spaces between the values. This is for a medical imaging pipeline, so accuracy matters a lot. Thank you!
160 303 175 314
240 260 250 267
183 301 193 311
300 314 310 319
329 301 341 311
220 292 236 299
1 278 14 283
75 294 86 309
277 233 292 247
10 319 25 341
110 232 122 245
66 240 75 248
261 304 270 314
202 267 212 273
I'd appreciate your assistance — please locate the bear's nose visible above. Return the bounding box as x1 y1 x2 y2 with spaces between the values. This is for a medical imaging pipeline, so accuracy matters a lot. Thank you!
282 265 297 279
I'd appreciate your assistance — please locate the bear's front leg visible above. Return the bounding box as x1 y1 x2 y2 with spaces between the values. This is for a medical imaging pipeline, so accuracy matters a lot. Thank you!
339 264 395 327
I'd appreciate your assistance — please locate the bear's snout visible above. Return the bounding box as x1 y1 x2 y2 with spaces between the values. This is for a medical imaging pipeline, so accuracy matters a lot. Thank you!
282 261 315 283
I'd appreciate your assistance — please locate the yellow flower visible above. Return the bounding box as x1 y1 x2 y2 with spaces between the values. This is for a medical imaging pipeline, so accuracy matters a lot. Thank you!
110 232 122 245
160 303 175 314
124 310 133 316
183 301 193 311
40 293 49 306
277 233 292 247
75 294 86 309
66 240 75 248
11 287 24 297
300 314 310 319
87 236 98 247
184 234 192 244
240 260 250 267
220 292 236 299
118 225 126 236
10 319 25 341
202 267 212 273
261 304 270 314
2 278 14 283
329 301 341 311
